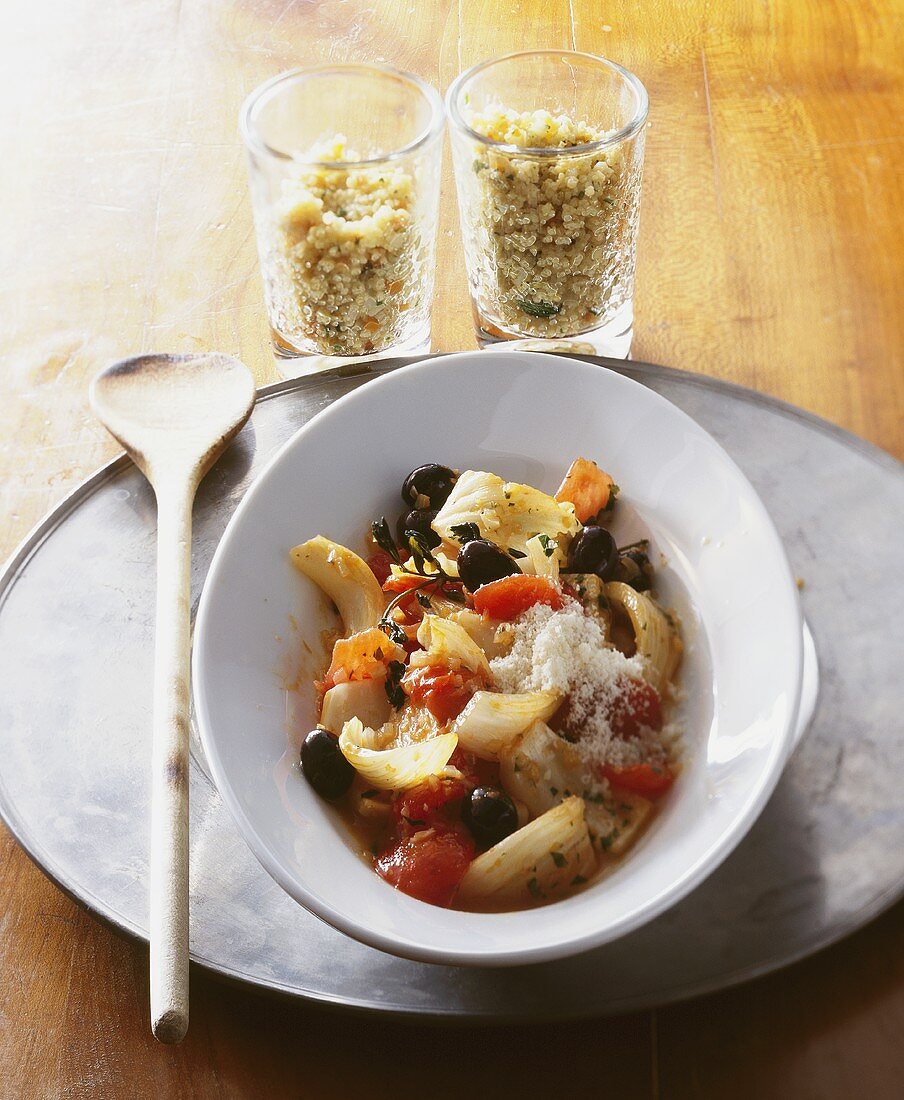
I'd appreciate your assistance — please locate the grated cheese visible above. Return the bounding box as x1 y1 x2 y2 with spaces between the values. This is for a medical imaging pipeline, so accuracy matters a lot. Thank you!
489 599 665 768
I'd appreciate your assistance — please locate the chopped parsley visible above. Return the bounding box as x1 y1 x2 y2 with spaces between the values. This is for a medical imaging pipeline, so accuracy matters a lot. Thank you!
551 851 567 868
527 877 542 898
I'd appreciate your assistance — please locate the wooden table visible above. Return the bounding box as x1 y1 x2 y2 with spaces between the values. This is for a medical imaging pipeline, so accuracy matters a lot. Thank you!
2 0 902 1094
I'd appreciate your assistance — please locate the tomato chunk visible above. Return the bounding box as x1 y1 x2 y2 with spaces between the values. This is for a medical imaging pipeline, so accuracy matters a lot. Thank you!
472 575 564 620
366 550 395 586
382 573 447 594
375 829 475 906
553 677 662 742
598 762 675 797
608 678 663 738
555 457 616 522
394 775 468 832
401 664 478 723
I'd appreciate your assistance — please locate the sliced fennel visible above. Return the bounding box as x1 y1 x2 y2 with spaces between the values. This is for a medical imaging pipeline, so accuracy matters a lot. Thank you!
291 536 384 636
451 691 561 760
605 582 682 692
412 614 491 676
320 679 391 735
432 470 580 557
339 718 458 790
457 796 596 905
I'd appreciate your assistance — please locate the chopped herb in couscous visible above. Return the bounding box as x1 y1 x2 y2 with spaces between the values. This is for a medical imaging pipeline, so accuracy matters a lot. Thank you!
457 105 642 339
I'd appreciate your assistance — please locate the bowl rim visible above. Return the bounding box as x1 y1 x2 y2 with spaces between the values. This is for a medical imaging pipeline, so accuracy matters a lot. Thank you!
193 351 804 966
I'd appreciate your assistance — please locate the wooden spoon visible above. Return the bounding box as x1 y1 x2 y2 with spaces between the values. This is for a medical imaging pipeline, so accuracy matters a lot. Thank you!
90 352 256 1043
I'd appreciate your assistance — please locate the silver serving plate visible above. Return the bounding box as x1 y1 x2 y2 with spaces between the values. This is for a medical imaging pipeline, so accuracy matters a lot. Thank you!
0 355 901 1020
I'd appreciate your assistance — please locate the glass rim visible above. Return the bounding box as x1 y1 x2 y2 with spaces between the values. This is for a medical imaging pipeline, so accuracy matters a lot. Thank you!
445 50 649 157
240 63 445 167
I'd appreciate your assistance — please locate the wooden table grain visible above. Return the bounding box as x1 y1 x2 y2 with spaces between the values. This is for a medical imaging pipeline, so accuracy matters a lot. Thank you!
1 0 902 1095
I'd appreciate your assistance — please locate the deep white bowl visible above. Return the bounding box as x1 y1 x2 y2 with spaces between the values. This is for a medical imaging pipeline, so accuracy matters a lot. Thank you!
193 351 804 966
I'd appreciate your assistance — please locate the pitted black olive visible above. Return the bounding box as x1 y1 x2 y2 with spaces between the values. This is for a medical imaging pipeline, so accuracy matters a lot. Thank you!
462 787 519 847
300 728 354 800
618 548 654 592
567 525 619 580
457 538 520 591
396 508 441 549
401 464 457 510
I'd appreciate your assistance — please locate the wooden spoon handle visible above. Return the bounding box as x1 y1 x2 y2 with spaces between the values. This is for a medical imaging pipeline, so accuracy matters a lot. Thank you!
149 479 194 1043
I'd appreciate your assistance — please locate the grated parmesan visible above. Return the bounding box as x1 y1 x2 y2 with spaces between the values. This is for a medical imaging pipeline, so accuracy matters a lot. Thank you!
489 599 668 769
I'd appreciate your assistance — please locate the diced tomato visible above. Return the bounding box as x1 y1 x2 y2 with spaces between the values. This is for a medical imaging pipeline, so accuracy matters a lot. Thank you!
553 677 662 742
383 573 439 594
607 678 663 738
394 775 468 832
375 829 475 906
472 575 564 620
555 457 616 522
598 762 675 797
366 550 395 586
401 664 478 723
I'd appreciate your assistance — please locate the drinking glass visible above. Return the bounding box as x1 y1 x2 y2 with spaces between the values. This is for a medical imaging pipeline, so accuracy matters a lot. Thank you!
447 51 648 358
241 65 444 365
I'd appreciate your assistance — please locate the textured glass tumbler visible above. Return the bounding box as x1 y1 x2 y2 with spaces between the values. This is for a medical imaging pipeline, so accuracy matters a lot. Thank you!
241 65 444 365
447 51 648 358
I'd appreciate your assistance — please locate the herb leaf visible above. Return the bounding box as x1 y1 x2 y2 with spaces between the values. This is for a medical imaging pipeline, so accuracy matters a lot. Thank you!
407 531 438 574
379 618 408 647
516 299 561 318
537 533 556 558
507 547 527 559
527 877 542 898
449 522 481 544
415 591 432 609
384 660 406 709
371 517 400 562
551 850 567 868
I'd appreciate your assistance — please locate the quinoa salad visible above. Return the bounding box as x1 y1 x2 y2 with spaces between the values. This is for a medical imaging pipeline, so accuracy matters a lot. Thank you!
269 135 426 356
454 105 643 339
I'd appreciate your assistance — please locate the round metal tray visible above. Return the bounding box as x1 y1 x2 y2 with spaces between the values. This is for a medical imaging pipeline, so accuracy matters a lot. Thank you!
1 355 902 1020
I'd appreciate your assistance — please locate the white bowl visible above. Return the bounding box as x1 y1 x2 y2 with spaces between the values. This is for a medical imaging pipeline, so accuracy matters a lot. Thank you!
193 351 804 966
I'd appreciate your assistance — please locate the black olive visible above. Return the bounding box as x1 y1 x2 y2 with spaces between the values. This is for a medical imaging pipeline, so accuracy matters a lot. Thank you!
396 508 441 549
457 538 521 591
619 549 654 592
462 787 519 848
567 525 619 580
401 464 457 510
300 728 354 800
